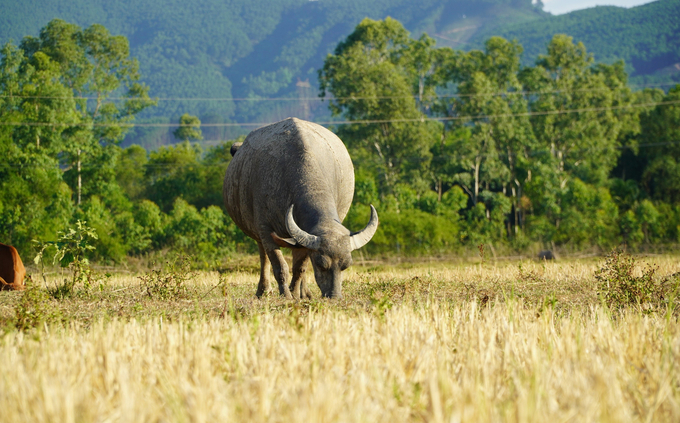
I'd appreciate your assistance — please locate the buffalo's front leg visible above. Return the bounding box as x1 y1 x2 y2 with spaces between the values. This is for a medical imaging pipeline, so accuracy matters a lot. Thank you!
256 242 272 298
299 278 313 299
290 249 313 300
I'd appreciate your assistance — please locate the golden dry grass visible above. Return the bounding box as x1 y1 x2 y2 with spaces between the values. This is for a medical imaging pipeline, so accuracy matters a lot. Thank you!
0 255 679 422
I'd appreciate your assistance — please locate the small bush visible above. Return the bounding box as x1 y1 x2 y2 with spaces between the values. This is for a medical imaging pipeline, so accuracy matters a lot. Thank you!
33 220 106 299
595 249 672 311
15 282 60 331
370 289 393 320
140 254 197 299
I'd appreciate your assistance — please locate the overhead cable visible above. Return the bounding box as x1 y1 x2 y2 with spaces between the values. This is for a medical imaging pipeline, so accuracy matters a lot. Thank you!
1 99 678 128
0 82 676 102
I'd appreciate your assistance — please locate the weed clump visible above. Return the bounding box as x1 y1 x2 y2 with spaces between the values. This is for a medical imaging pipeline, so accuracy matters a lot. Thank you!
140 254 197 299
595 249 677 311
370 288 394 319
33 220 108 299
14 281 60 331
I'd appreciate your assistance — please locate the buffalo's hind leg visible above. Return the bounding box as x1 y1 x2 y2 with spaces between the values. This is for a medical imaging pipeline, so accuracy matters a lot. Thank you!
290 249 313 300
256 242 272 298
262 239 292 299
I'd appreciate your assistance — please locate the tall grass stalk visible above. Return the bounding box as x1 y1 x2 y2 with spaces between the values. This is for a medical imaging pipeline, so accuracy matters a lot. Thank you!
2 256 680 421
0 301 678 421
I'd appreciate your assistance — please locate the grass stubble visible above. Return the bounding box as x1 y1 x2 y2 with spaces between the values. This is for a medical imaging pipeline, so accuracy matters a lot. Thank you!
0 256 679 422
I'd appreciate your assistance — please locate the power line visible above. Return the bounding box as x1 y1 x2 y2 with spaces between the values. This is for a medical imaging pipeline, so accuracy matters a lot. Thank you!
2 139 679 170
1 99 678 128
0 82 676 102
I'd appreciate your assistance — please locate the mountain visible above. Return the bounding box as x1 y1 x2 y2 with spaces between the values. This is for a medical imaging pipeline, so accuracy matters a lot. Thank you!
471 0 680 85
0 1 546 145
1 0 678 147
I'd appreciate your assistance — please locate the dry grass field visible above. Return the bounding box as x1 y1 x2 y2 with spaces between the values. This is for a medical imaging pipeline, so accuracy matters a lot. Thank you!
1 254 679 422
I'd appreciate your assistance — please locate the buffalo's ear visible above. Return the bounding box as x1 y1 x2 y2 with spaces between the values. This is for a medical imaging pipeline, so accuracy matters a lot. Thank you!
271 232 297 248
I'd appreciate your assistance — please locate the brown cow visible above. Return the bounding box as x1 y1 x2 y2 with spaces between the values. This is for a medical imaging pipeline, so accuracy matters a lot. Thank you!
0 242 26 291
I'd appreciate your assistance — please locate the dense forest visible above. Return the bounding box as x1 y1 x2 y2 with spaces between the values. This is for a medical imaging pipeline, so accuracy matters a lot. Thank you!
2 17 680 266
472 0 680 84
1 0 678 149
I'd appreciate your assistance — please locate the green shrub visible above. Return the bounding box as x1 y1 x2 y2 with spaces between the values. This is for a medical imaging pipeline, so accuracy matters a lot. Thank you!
556 179 620 249
620 209 644 247
80 197 128 261
140 254 197 300
595 249 675 311
163 199 235 262
368 208 460 255
14 281 60 331
33 220 103 299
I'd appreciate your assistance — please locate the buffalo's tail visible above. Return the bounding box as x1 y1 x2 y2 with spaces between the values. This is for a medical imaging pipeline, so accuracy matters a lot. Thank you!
230 142 243 157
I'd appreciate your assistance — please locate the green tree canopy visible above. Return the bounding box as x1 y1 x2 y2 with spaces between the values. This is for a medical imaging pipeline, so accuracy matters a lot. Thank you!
173 113 203 143
319 17 441 201
18 19 156 205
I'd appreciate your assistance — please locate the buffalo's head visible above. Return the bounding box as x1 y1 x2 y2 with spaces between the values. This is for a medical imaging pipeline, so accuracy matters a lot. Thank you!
281 205 378 299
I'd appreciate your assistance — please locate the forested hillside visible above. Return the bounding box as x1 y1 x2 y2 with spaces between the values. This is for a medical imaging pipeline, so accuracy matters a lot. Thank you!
473 0 680 85
3 1 677 148
3 0 676 148
0 0 546 147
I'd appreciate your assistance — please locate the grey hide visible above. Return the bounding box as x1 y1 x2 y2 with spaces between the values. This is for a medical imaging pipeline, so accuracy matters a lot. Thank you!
223 118 378 299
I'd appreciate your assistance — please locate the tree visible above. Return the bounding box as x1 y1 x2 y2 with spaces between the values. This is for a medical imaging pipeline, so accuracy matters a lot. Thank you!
173 113 203 143
640 85 680 203
142 139 234 213
116 144 148 201
519 35 635 243
0 43 76 251
19 19 156 206
319 18 440 202
0 19 156 256
520 35 634 187
436 37 534 237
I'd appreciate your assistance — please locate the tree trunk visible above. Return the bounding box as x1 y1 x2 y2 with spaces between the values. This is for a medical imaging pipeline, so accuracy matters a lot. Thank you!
35 104 40 148
473 156 481 205
558 149 564 173
512 184 518 235
77 149 82 206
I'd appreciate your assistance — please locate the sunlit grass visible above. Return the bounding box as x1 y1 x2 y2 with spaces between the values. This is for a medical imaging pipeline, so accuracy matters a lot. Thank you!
0 255 679 422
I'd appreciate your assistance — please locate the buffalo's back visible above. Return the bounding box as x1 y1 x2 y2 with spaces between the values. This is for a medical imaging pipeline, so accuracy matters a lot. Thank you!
223 118 354 239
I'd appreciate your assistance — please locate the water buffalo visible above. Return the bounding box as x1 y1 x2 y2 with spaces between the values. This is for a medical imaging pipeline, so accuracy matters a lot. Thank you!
223 118 378 299
538 250 555 261
0 242 26 291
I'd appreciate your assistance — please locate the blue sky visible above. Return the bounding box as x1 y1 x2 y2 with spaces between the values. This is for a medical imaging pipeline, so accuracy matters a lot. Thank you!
541 0 656 15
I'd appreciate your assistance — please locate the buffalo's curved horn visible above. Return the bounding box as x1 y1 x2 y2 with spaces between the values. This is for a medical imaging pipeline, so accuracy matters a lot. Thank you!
286 205 321 251
349 205 379 251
